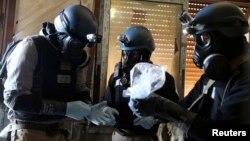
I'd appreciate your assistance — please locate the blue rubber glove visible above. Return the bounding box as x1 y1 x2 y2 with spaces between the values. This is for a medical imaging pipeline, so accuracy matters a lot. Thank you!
66 101 91 120
87 101 115 125
102 106 119 126
133 116 157 130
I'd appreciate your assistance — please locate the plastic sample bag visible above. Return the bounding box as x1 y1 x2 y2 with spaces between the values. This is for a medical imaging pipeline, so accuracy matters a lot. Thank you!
124 62 166 99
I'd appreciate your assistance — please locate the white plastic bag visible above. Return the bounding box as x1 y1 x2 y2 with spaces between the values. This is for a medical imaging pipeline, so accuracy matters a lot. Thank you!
124 62 166 99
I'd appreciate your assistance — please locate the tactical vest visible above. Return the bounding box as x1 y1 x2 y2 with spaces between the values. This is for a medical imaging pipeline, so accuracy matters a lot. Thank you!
13 35 81 121
110 63 158 136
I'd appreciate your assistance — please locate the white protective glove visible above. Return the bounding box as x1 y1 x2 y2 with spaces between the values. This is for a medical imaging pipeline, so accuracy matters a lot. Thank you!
87 101 119 126
133 116 157 130
66 101 91 120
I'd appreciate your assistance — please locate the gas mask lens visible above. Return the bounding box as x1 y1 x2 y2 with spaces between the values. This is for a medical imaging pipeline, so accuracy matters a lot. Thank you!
195 33 211 47
68 39 85 57
70 39 85 49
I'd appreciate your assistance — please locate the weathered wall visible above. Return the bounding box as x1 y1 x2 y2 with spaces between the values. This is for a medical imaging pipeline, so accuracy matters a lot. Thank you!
14 0 94 39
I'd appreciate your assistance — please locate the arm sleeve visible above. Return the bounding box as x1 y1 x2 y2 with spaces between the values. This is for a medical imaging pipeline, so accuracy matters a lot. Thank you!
179 74 208 108
3 37 66 115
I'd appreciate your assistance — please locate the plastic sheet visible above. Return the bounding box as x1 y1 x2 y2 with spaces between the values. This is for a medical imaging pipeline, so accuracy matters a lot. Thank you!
124 62 166 99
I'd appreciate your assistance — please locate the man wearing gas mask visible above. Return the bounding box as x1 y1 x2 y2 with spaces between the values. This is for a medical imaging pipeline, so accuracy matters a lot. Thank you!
128 2 250 141
103 25 179 141
2 5 118 141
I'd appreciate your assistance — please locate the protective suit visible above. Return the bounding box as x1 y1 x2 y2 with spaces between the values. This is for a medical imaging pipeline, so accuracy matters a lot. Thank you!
1 5 117 141
103 25 179 141
129 2 250 141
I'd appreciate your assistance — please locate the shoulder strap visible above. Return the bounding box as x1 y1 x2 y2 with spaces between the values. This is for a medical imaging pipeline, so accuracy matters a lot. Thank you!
188 79 215 110
29 35 51 95
30 35 49 63
31 35 50 51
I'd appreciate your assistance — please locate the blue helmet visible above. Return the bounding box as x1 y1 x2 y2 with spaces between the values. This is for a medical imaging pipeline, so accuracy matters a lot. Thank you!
190 2 249 37
54 4 98 42
118 25 155 53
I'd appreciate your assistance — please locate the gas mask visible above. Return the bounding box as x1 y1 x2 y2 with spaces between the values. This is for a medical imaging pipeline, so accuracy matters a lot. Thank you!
60 33 102 67
53 4 102 67
122 50 144 70
178 2 250 80
193 32 231 80
178 11 231 80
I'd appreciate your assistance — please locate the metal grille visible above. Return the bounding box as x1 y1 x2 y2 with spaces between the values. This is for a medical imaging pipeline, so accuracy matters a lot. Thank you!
107 0 182 84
